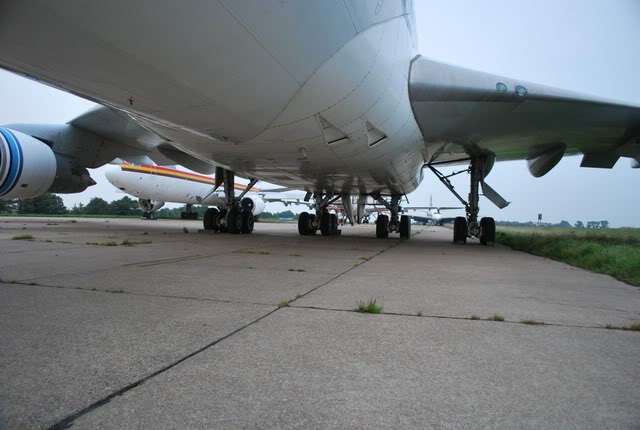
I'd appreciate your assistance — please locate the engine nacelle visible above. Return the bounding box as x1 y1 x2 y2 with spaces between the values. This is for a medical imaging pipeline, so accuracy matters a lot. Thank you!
241 196 265 215
0 128 95 199
138 198 165 212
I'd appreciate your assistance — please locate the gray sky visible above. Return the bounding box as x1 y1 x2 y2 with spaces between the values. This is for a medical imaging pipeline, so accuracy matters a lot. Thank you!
0 1 638 226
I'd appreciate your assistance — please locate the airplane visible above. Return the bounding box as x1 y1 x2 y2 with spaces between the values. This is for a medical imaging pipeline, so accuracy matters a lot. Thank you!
402 196 463 226
104 163 304 227
0 2 639 245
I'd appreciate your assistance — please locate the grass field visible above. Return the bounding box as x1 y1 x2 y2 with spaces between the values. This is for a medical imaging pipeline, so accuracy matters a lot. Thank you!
496 227 640 286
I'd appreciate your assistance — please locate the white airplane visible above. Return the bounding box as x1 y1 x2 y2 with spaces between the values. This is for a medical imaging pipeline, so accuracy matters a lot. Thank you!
402 196 463 226
0 2 639 244
104 163 304 229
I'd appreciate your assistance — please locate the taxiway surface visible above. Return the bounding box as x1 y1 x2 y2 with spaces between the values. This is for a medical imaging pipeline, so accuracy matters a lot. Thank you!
0 217 638 429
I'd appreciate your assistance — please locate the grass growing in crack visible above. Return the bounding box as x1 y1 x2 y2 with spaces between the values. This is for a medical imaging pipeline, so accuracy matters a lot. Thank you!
278 299 290 308
470 315 481 320
234 249 271 255
12 234 34 240
288 268 306 272
182 227 189 233
520 319 545 326
605 323 640 331
121 239 152 247
485 313 505 322
108 288 125 294
295 293 303 299
416 311 423 317
354 299 383 314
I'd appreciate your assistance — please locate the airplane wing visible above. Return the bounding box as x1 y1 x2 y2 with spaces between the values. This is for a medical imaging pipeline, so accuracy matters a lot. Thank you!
409 56 640 176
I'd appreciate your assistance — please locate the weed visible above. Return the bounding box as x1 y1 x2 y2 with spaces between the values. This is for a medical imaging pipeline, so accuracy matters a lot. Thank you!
183 227 189 233
470 315 481 320
278 299 290 308
108 289 125 294
416 311 423 317
486 313 505 322
520 320 545 326
354 299 383 314
12 234 33 240
288 269 306 272
103 241 118 247
234 249 270 255
605 323 640 331
295 293 303 299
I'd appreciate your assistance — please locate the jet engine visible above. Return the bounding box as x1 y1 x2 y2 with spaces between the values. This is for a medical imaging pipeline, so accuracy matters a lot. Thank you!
240 196 265 215
0 128 95 199
138 199 165 212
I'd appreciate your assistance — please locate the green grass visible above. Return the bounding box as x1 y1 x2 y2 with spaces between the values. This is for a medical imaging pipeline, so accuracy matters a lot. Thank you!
470 315 481 320
278 299 290 308
11 234 34 240
520 319 545 326
605 323 640 332
354 299 383 314
485 313 505 322
497 227 640 286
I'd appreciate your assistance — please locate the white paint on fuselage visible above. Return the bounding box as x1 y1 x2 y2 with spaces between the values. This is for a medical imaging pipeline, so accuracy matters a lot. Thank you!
104 165 227 206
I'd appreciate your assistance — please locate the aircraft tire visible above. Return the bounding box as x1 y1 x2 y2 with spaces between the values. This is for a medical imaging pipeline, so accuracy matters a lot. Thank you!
330 213 338 235
480 217 496 246
320 212 332 236
226 207 242 234
241 209 254 234
308 214 318 235
453 216 467 244
376 214 389 239
399 215 411 239
298 212 310 235
204 208 219 231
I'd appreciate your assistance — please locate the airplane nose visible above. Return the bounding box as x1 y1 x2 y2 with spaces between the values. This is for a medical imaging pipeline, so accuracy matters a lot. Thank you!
103 164 120 184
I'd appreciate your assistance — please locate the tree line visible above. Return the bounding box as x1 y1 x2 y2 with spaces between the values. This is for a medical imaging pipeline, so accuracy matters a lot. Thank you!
497 220 610 229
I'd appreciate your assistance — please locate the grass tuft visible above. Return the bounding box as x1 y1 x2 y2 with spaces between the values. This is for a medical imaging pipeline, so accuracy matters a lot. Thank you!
470 315 481 320
605 323 640 331
354 299 383 314
12 234 34 240
486 313 505 322
520 319 545 326
416 311 423 317
278 299 290 308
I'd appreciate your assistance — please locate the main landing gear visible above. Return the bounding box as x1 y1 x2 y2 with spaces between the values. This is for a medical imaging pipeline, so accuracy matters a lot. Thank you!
297 193 412 240
298 194 340 236
372 195 411 240
180 204 199 220
202 169 256 234
429 155 508 246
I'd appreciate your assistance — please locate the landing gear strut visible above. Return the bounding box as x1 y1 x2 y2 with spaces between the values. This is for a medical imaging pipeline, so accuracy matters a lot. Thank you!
429 156 505 246
202 169 256 234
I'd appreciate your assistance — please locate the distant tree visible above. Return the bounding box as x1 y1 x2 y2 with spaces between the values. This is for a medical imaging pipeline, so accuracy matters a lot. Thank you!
600 220 610 229
70 203 86 215
0 198 18 213
18 193 67 214
587 221 600 229
278 210 295 219
84 197 111 215
109 196 138 216
574 220 584 228
558 220 572 228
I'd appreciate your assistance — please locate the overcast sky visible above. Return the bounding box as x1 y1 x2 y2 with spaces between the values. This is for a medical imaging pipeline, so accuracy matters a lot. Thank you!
0 1 638 226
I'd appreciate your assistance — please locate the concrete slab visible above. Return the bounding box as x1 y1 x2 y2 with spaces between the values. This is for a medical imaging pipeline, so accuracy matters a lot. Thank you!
0 282 274 429
296 227 640 327
72 307 640 429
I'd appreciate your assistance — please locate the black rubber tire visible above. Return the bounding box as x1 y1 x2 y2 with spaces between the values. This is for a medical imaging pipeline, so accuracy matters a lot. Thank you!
203 208 219 231
399 215 411 239
453 216 467 244
330 213 338 235
226 207 242 234
241 209 254 234
298 212 310 235
308 214 317 235
480 217 496 246
320 212 332 236
376 214 389 239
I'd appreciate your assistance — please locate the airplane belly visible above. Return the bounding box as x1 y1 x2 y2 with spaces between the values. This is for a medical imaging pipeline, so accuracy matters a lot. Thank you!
0 1 425 195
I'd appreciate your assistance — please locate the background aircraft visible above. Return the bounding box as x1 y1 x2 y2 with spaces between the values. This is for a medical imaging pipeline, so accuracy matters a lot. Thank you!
105 163 306 226
0 1 638 243
402 196 463 226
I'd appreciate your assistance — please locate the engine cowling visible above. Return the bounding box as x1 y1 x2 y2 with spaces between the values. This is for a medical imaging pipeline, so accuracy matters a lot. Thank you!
0 128 95 198
241 196 265 215
138 198 165 212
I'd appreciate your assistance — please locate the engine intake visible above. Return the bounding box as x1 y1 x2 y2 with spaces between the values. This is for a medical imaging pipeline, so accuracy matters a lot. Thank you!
0 128 95 199
240 196 265 215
